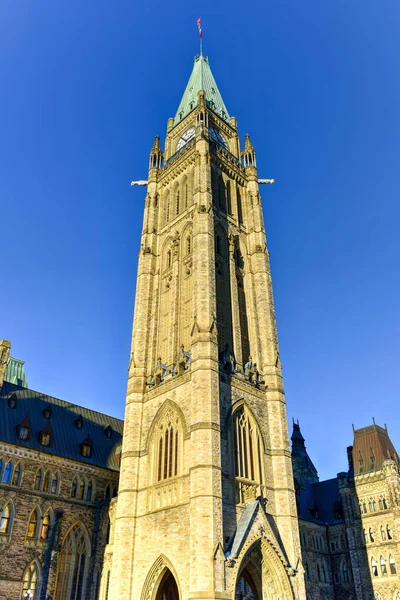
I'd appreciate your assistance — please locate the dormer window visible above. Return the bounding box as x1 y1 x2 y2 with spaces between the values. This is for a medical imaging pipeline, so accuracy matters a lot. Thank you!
104 426 113 439
16 414 31 441
75 415 83 430
8 394 17 409
42 406 52 420
39 423 52 447
18 426 29 440
39 432 51 446
80 435 93 458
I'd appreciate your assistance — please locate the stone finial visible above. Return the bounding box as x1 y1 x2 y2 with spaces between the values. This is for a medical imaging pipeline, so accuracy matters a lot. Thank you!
241 134 257 168
149 136 163 170
0 340 11 390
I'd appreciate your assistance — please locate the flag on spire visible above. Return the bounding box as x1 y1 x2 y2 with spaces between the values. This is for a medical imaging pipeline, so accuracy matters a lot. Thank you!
197 18 202 38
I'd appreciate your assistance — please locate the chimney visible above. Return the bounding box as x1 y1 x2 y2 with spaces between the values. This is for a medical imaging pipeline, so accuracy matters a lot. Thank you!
0 340 11 390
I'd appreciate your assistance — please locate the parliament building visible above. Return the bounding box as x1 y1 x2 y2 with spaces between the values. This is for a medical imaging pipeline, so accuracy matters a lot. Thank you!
1 53 399 600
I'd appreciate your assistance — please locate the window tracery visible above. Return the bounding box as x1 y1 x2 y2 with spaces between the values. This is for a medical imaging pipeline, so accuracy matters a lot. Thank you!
233 405 264 491
21 561 39 599
54 523 90 600
154 409 180 482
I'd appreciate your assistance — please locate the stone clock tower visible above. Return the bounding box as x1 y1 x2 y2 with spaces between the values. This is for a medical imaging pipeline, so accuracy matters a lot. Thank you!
107 54 306 600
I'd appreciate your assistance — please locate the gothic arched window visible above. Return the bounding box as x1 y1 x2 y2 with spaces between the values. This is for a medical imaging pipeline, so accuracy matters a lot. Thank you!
21 561 40 600
389 554 397 574
371 557 378 577
369 528 374 542
43 470 51 493
0 503 12 534
380 556 387 576
86 480 93 502
3 461 12 483
54 523 90 600
27 508 39 539
71 478 78 499
343 562 349 582
155 409 181 482
12 462 21 486
233 406 264 486
381 526 386 541
34 468 43 491
387 524 393 539
77 479 85 500
51 472 59 495
40 511 51 540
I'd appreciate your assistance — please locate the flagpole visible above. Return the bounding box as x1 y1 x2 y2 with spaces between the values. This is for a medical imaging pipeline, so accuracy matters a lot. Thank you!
197 18 203 56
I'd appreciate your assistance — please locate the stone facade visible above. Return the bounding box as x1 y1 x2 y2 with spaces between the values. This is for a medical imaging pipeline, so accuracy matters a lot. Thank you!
0 341 122 600
107 55 305 600
294 422 400 600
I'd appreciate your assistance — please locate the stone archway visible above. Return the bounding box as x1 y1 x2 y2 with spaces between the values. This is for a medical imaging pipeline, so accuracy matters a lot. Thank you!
235 567 259 600
155 569 179 600
233 538 294 600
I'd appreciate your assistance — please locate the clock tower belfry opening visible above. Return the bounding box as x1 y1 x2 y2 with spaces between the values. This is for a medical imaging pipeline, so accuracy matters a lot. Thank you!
107 54 306 600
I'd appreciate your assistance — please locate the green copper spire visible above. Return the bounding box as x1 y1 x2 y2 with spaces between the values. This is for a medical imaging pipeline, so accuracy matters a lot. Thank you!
174 55 230 125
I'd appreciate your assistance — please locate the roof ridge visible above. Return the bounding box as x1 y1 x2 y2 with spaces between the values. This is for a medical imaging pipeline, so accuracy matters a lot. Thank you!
1 382 123 424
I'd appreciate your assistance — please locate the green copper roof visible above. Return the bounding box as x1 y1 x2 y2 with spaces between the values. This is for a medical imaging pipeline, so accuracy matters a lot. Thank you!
5 356 28 388
174 55 230 125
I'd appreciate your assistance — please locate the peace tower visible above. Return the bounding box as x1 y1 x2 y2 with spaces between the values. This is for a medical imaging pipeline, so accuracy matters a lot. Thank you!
108 54 306 600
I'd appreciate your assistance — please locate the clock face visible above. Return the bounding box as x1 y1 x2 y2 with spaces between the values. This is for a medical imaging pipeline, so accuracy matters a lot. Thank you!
209 127 228 150
176 127 196 151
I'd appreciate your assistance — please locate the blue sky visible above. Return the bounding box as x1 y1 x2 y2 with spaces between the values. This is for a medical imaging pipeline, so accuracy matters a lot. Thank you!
1 1 399 480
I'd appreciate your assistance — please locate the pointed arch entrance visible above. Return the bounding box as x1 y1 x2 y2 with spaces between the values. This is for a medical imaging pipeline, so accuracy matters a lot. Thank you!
155 569 179 600
235 568 259 600
233 538 294 600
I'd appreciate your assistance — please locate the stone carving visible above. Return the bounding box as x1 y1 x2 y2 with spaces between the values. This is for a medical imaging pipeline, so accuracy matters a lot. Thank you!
148 358 169 387
172 345 192 376
243 357 264 387
219 344 236 374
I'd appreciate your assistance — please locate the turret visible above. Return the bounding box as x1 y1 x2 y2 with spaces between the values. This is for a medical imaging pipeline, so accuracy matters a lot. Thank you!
148 135 163 170
242 133 257 168
291 420 319 488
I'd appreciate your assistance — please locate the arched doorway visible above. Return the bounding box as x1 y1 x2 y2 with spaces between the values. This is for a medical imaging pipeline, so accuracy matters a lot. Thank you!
234 538 294 600
155 570 179 600
235 568 259 600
